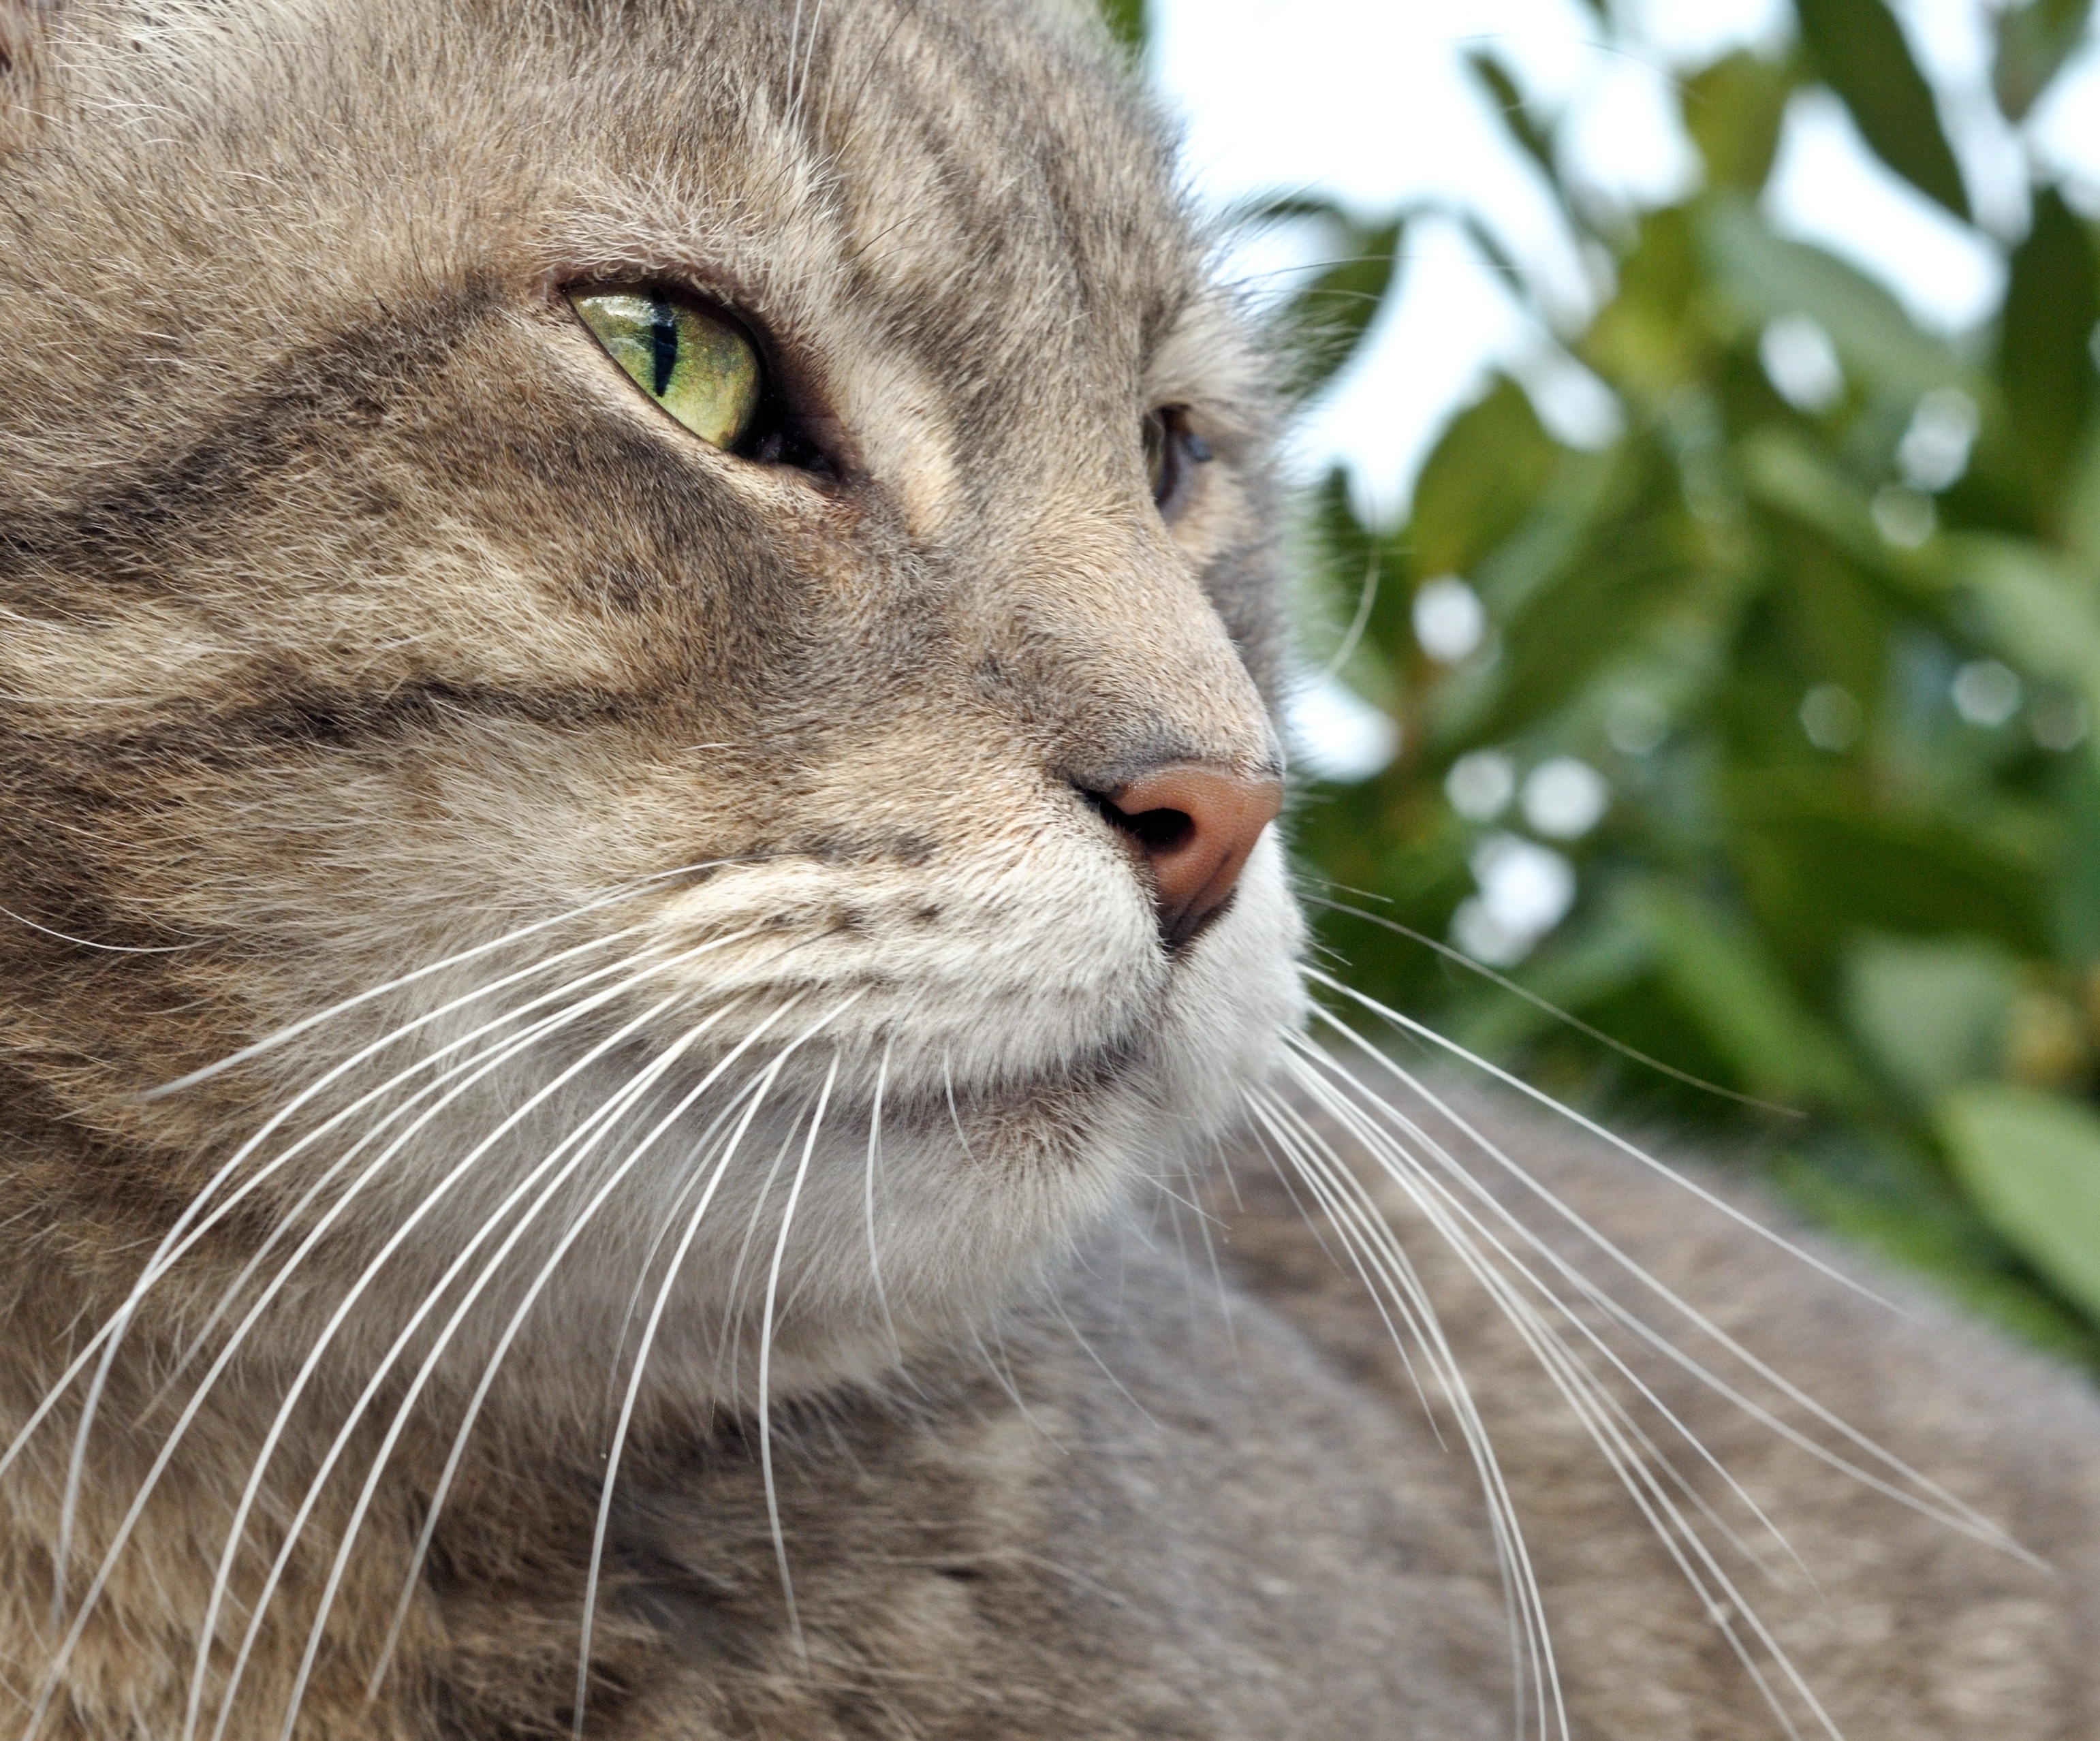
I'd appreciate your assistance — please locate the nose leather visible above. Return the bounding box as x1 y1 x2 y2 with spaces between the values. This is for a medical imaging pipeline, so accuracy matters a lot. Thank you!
1095 763 1283 948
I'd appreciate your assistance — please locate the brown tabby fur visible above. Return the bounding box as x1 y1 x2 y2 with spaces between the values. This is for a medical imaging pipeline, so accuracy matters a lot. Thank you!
0 0 2096 1735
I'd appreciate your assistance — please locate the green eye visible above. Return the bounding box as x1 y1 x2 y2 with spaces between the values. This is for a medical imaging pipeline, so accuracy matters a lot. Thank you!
567 287 762 450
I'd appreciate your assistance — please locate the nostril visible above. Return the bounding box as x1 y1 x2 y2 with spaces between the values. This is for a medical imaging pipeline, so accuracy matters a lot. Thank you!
1091 797 1196 856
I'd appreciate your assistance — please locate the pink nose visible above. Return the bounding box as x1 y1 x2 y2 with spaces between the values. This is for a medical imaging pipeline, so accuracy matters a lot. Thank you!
1090 763 1284 948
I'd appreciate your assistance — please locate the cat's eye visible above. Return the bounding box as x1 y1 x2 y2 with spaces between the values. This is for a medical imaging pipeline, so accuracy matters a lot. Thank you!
1144 405 1212 520
567 287 762 450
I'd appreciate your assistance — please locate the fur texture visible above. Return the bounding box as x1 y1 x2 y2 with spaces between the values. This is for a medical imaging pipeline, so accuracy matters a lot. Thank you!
0 1 2095 1736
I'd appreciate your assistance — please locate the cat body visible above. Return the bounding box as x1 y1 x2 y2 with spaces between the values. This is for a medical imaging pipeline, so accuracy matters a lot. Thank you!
0 1 2095 1735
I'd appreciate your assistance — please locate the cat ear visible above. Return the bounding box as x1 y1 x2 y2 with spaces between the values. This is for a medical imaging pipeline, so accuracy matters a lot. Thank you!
0 0 59 148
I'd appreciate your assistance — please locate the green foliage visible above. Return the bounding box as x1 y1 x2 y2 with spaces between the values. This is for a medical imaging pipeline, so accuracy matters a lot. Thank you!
2003 189 2100 520
1279 7 2100 1361
1795 0 1971 217
1941 1086 2100 1317
1993 0 2096 120
1249 198 1405 396
1097 0 1146 56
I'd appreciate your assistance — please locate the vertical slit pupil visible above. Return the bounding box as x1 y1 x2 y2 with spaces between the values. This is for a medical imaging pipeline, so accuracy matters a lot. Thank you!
649 296 678 397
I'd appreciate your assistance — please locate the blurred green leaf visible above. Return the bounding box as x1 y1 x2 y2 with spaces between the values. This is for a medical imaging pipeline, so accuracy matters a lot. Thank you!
2048 757 2100 966
1682 51 1800 194
1635 881 1867 1102
1586 208 1708 396
1773 1133 2100 1358
1728 770 2050 962
1407 378 1558 578
1796 0 1971 219
1844 934 2018 1103
1097 0 1146 54
1992 0 2095 121
1947 537 2100 740
1454 450 1695 747
1738 427 1888 567
1941 1084 2100 1317
1702 202 1969 399
1999 187 2100 526
1285 0 2100 1360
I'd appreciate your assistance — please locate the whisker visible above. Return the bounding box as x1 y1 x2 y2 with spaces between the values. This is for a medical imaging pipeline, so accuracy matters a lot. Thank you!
1185 1141 1242 1371
1282 1039 1804 1584
0 898 202 954
966 1324 1041 1432
247 995 798 1741
49 924 668 1612
941 1052 978 1165
1298 896 1804 1118
710 1126 802 1414
1244 1086 1563 1740
1241 1093 1444 1435
596 1074 777 1420
1048 1296 1158 1430
569 1000 858 1740
140 859 748 1099
151 935 679 1392
1244 1097 1531 1704
1268 1047 1869 1733
863 1038 901 1364
1299 1003 2027 1558
1302 969 1904 1317
25 928 764 1740
189 984 710 1741
758 1050 841 1661
200 1031 691 1741
362 1007 812 1705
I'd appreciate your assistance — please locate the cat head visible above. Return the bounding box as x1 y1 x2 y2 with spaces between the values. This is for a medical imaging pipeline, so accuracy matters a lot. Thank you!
0 0 1303 1409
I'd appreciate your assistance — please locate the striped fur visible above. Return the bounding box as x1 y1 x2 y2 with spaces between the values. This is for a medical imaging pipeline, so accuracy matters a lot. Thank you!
0 2 2096 1737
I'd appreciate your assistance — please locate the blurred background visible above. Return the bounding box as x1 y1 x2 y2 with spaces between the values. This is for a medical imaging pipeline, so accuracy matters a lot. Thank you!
1106 0 2100 1362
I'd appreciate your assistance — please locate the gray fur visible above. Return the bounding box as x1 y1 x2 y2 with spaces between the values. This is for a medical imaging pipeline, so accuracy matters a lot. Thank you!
0 1 2093 1735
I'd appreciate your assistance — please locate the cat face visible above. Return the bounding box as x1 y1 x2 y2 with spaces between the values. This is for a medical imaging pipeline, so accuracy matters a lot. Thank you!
0 0 1302 1402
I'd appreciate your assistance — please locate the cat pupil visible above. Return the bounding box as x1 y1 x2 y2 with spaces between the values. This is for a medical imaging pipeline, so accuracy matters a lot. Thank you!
648 296 678 398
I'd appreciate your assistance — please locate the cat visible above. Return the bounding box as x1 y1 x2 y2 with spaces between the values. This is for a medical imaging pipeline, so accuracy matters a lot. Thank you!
0 0 2095 1736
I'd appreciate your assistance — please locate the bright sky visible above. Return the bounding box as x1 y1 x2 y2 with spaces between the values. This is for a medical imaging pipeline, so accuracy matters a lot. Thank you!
1150 0 2100 523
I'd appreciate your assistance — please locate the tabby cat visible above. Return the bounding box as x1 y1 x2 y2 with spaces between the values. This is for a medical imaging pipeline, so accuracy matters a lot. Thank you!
1 1 2096 1736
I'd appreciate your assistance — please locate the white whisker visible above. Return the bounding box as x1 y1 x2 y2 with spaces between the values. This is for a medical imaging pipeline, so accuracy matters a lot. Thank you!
142 860 745 1099
1302 968 1901 1315
863 1039 901 1363
25 926 765 1741
758 1050 841 1661
360 1005 809 1705
1268 1053 1850 1734
193 985 714 1741
151 934 679 1392
1243 1087 1562 1740
253 996 799 1741
1298 1005 2028 1560
50 924 668 1614
570 999 858 1740
1282 1039 1804 1584
711 1125 802 1412
1048 1296 1158 1430
597 1073 778 1419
